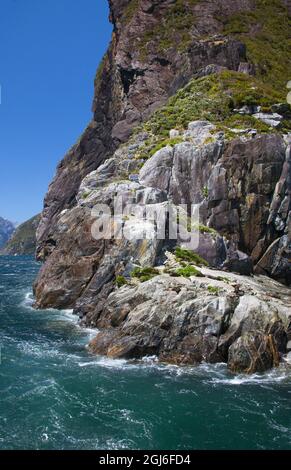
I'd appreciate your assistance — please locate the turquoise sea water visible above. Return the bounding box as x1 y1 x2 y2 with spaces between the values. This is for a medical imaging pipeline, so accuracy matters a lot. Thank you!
0 256 290 450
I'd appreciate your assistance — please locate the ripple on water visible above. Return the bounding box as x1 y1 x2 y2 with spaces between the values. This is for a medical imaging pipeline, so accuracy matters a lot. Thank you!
1 259 291 450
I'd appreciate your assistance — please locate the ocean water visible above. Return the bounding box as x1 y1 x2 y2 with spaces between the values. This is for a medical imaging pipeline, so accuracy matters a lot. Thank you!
0 256 290 450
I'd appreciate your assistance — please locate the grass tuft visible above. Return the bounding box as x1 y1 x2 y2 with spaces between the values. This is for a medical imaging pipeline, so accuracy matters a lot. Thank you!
175 247 209 266
131 266 160 283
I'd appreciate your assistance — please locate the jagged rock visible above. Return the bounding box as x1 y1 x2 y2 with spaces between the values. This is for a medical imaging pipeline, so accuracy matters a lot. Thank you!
208 134 288 259
184 121 216 144
87 270 290 373
140 146 174 193
37 0 250 257
140 133 223 205
194 64 228 79
33 0 291 373
234 105 260 115
255 236 291 285
228 332 280 374
253 112 283 127
222 249 253 275
195 232 227 268
34 127 290 314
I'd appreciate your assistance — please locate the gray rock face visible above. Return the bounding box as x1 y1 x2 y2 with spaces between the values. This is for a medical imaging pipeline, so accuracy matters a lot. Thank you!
140 146 174 193
37 0 251 259
139 128 290 282
140 127 224 206
88 269 291 373
34 124 290 312
34 1 291 373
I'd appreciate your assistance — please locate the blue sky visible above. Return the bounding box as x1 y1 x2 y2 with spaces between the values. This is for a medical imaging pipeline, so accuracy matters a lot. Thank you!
0 0 112 223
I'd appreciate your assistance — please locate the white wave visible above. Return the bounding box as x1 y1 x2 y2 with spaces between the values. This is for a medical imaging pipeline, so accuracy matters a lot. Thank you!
283 353 291 365
142 355 159 364
19 291 35 310
17 292 291 385
55 309 78 325
21 292 78 321
78 357 128 369
17 340 61 359
210 365 291 386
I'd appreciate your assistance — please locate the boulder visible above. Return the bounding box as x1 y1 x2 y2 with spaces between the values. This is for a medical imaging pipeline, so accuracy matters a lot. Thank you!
228 332 280 374
86 269 290 373
183 120 216 145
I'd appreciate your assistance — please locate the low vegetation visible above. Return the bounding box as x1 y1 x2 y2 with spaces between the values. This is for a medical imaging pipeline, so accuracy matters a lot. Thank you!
173 265 204 278
221 0 291 94
139 0 199 58
116 276 129 288
131 266 160 282
175 247 209 267
195 224 217 235
132 70 289 161
207 286 221 295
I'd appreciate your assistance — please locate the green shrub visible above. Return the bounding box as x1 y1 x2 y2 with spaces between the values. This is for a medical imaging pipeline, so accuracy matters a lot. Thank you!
175 247 209 266
221 0 291 94
116 276 129 288
138 0 199 58
131 70 284 164
217 276 231 284
148 137 184 157
131 266 160 283
202 186 209 198
196 224 217 235
173 265 203 278
207 286 220 295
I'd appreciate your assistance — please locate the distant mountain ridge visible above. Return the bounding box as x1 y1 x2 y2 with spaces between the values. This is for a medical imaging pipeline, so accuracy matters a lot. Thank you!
1 214 40 256
0 217 15 250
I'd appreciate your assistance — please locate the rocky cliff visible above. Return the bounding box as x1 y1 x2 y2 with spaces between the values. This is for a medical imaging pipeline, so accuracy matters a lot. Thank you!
2 214 40 255
0 217 15 250
34 0 291 373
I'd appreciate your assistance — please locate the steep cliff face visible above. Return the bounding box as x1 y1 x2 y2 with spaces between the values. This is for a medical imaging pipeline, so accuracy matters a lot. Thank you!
35 0 291 373
37 0 254 258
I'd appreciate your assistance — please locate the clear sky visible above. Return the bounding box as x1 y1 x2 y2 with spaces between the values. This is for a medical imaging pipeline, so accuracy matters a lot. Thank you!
0 0 112 223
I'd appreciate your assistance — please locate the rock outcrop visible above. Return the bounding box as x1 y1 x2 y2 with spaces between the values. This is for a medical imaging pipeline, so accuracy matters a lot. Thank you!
0 217 15 250
34 1 291 373
2 214 40 255
88 265 290 373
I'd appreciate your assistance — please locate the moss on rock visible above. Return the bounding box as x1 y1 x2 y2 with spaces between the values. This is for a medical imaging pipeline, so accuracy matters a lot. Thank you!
173 265 204 278
221 0 291 95
175 247 209 266
131 266 160 282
